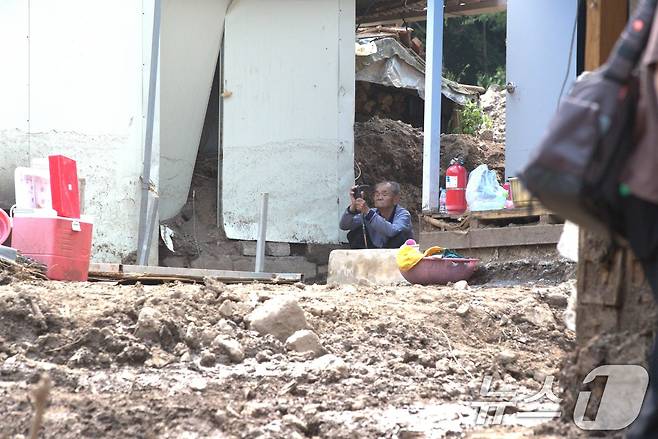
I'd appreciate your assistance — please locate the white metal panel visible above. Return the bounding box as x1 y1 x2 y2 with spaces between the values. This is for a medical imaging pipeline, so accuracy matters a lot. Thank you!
0 0 29 207
159 0 230 220
222 0 355 243
506 0 578 178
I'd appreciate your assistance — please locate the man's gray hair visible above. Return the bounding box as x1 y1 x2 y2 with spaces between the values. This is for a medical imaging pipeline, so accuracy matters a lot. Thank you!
376 181 401 195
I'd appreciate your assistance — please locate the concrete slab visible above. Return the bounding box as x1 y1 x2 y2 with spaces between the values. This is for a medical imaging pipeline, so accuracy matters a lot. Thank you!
327 249 407 286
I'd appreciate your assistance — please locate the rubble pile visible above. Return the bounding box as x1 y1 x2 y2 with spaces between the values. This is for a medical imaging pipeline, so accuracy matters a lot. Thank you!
478 85 506 144
0 278 577 437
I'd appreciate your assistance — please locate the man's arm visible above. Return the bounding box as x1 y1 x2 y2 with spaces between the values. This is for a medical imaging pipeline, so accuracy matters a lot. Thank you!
339 207 363 231
365 207 412 238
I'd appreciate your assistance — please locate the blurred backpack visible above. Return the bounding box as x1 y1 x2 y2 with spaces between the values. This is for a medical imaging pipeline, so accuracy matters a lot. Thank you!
520 0 657 239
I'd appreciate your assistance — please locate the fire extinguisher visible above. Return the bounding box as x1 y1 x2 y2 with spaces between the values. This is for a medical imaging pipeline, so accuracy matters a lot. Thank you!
445 158 467 215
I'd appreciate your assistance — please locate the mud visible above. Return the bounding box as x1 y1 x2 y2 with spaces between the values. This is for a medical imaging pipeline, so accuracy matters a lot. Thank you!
0 278 583 438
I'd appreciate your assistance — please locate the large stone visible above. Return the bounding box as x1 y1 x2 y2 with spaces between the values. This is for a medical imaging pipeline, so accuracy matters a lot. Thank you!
245 297 310 341
241 241 291 257
285 330 324 357
327 249 407 286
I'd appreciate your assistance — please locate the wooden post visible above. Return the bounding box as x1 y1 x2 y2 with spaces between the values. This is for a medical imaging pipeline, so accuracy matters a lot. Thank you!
585 0 629 70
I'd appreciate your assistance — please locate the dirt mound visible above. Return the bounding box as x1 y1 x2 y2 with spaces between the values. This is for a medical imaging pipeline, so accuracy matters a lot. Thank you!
354 118 423 217
355 118 506 218
0 279 574 438
440 134 505 183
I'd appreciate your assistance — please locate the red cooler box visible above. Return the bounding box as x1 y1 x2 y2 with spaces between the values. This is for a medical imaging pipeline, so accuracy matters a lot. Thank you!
11 213 93 281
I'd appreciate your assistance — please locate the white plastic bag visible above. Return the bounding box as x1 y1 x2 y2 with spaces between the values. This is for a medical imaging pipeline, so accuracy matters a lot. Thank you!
465 164 507 211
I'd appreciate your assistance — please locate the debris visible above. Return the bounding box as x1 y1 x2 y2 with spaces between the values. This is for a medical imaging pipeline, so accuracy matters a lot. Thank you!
29 374 51 439
160 225 176 253
456 303 470 316
497 349 518 365
285 330 325 357
245 297 310 342
454 280 469 291
211 336 245 363
189 376 208 391
134 307 164 341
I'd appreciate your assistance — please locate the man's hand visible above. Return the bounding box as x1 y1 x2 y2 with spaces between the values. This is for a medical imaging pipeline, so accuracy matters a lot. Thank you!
349 186 358 213
355 198 370 215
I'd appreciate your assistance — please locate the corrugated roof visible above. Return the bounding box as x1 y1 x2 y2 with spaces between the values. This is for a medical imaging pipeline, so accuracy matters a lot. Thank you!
356 0 506 24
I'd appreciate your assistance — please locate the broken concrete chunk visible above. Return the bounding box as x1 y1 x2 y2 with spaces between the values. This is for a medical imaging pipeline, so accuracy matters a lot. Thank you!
497 349 518 365
454 280 469 291
245 297 310 342
515 298 557 328
211 336 245 363
200 350 217 367
184 323 201 350
285 330 324 357
456 303 470 316
134 307 163 340
218 300 235 318
309 354 349 380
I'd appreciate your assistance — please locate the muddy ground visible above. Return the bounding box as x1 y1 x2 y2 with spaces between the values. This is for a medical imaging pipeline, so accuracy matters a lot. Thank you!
0 273 593 438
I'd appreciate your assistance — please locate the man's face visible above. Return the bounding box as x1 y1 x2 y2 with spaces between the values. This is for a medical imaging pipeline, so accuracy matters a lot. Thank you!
373 183 399 209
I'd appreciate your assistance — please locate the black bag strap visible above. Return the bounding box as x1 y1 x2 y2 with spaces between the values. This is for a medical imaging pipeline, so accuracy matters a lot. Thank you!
602 0 657 83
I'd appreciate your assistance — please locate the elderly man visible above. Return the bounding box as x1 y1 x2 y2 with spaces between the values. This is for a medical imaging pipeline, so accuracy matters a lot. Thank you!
339 181 413 249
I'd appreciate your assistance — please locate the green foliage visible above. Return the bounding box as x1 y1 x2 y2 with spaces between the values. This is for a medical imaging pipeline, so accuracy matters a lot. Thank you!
440 11 507 86
454 101 492 135
477 66 506 89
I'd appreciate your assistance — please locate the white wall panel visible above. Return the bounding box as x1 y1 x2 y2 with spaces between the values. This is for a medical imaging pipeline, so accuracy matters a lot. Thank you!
222 0 355 243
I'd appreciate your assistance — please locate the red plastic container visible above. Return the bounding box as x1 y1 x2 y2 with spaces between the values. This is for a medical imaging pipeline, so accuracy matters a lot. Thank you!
446 160 468 215
11 215 93 281
49 155 81 219
399 257 479 286
0 209 10 245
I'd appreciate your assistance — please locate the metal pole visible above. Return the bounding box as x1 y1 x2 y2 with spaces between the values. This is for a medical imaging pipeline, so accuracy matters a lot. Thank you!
137 0 162 265
139 194 160 265
255 193 269 273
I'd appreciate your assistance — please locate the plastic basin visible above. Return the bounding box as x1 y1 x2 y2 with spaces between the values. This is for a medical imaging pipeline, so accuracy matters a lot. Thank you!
400 257 479 286
0 209 10 245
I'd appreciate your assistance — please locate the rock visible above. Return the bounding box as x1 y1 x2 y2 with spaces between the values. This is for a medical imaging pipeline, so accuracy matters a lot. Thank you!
309 354 349 380
454 280 469 291
282 414 308 433
256 350 273 363
546 292 569 308
479 129 494 141
515 298 557 328
189 376 207 391
211 336 245 363
456 303 470 316
245 297 310 342
184 323 201 350
306 303 337 318
67 347 95 367
285 330 324 357
215 319 237 338
200 350 217 367
219 300 235 318
213 409 227 425
200 328 220 346
497 350 518 365
134 307 163 340
117 344 150 364
145 347 175 368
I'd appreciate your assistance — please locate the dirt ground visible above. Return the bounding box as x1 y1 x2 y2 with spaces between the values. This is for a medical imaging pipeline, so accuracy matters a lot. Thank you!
0 271 591 438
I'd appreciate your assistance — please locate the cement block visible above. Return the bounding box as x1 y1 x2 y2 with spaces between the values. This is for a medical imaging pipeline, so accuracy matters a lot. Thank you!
327 249 407 286
241 241 291 257
233 256 317 281
190 254 234 270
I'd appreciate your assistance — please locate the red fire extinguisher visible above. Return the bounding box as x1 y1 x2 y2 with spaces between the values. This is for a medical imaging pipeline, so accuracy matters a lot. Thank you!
446 158 467 215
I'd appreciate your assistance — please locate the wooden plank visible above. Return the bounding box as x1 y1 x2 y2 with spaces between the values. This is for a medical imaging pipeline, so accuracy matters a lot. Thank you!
585 0 628 71
420 224 564 249
471 206 552 221
88 264 302 284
